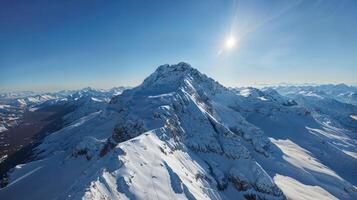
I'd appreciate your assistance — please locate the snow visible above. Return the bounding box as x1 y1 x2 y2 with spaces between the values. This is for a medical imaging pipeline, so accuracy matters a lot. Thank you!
0 124 7 133
274 174 338 200
0 110 120 200
342 150 357 159
69 130 282 200
36 110 119 157
257 96 268 101
148 92 175 98
270 138 342 180
0 155 8 163
90 97 103 102
0 105 10 109
239 88 253 97
16 99 26 106
6 166 43 188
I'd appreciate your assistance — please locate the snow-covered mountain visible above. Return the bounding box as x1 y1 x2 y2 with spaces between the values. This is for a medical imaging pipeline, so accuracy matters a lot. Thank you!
0 87 128 166
270 85 357 133
62 87 127 124
272 84 357 106
0 63 356 200
0 87 128 133
0 93 62 133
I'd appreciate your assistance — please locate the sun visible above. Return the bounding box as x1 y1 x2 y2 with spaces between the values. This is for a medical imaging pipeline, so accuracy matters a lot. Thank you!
225 36 236 49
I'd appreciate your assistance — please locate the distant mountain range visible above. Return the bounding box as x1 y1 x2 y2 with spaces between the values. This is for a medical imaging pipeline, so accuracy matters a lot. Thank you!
0 87 129 133
0 63 356 200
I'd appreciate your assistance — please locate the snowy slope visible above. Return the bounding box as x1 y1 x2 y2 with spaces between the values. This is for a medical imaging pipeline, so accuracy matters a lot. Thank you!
0 63 356 200
61 87 126 124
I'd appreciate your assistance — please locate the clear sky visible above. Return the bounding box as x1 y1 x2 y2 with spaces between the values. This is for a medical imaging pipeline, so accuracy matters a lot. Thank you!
1 0 357 92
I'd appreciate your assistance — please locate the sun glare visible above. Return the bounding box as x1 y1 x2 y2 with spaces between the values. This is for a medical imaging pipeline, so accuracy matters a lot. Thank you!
225 36 236 49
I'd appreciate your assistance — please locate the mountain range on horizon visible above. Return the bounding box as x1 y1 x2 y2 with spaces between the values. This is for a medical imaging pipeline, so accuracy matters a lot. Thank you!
2 82 357 95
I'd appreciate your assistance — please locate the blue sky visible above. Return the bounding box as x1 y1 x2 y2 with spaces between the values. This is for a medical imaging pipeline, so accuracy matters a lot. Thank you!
1 0 356 91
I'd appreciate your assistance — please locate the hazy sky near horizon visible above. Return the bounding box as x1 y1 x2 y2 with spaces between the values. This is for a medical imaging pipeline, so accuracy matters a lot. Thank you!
1 0 357 92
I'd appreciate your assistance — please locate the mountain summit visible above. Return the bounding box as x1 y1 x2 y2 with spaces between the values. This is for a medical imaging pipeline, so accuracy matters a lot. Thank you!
121 62 225 97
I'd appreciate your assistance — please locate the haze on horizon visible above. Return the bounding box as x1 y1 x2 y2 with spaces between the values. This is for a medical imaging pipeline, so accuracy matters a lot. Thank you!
1 0 357 92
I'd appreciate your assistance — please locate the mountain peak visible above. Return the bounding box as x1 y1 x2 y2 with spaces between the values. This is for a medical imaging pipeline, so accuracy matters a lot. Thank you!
135 62 217 95
150 62 200 81
155 62 193 73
